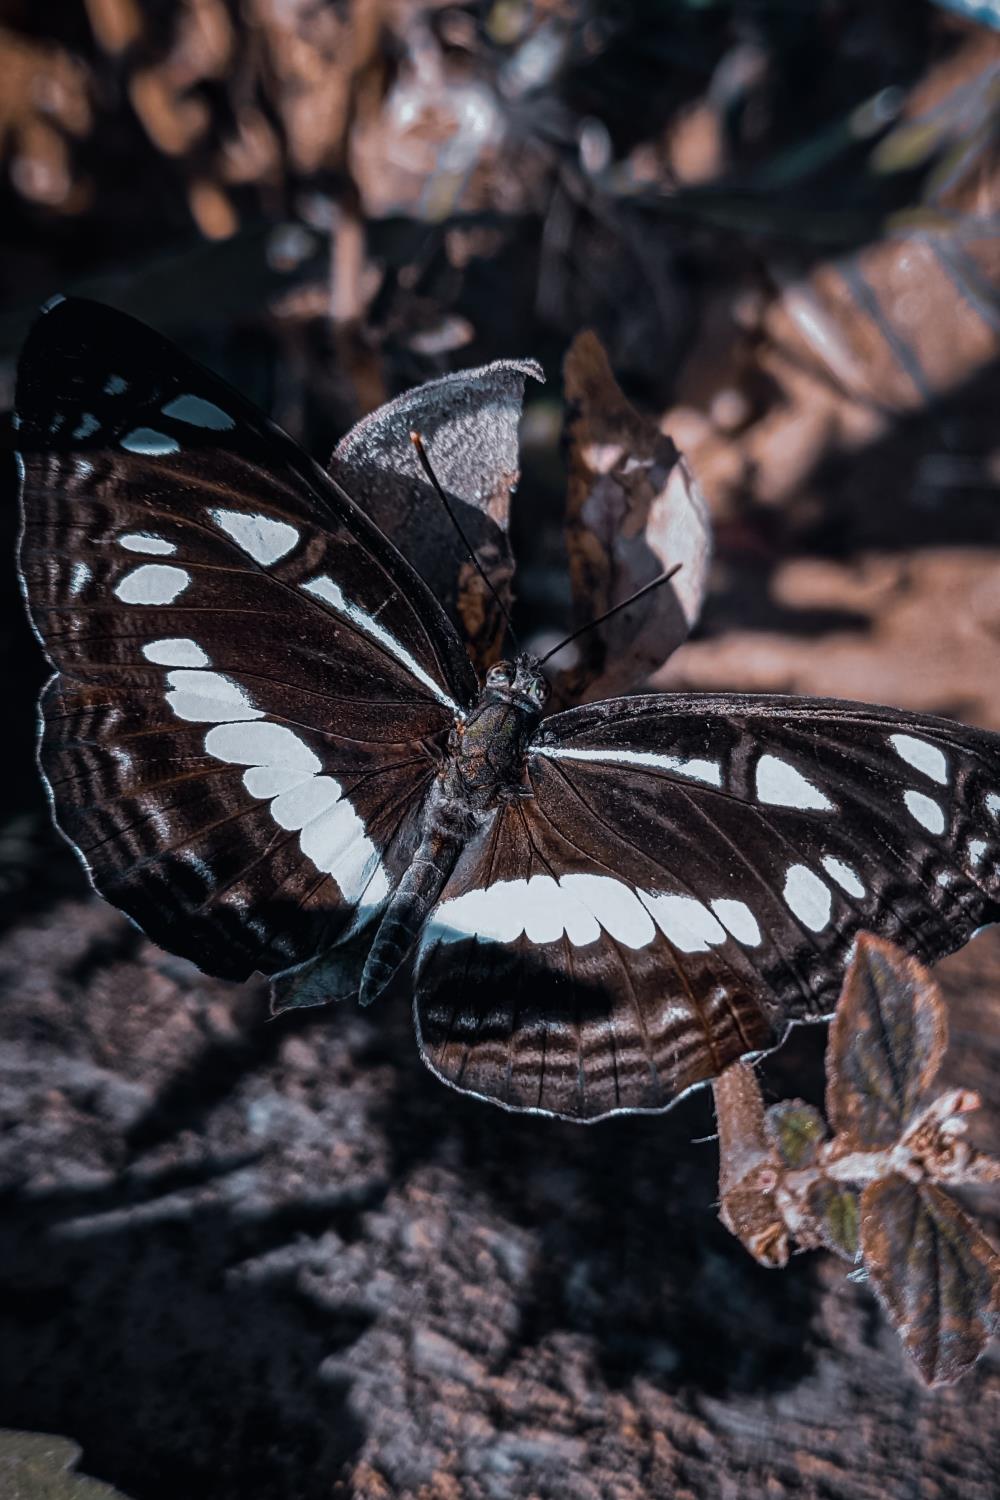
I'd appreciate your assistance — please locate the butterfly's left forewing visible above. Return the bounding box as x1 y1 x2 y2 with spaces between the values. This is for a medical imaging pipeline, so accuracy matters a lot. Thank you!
413 693 1000 1121
17 297 476 979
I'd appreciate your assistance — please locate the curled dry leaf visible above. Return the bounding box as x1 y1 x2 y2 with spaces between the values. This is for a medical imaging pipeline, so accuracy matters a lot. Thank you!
554 330 711 705
826 932 948 1149
860 1177 1000 1386
713 1061 789 1269
329 358 543 672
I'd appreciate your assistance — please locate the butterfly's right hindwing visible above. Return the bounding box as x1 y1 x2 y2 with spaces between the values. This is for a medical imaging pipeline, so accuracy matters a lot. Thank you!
413 694 1000 1121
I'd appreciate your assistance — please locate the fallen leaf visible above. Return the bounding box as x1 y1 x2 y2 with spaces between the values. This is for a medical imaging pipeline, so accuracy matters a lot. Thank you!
553 330 711 704
713 1062 789 1268
329 358 543 671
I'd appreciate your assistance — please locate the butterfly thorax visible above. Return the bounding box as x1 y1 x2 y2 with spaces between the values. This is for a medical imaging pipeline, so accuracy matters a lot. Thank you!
453 660 547 809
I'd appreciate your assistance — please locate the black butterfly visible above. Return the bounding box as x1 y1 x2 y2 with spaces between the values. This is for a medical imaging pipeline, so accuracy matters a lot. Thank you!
16 297 1000 1121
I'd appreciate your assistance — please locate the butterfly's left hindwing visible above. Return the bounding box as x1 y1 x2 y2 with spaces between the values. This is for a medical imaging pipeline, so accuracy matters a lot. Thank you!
17 297 476 979
413 694 1000 1121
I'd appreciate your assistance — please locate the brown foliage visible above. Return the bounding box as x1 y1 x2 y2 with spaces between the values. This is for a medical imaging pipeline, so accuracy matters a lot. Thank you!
714 935 1000 1385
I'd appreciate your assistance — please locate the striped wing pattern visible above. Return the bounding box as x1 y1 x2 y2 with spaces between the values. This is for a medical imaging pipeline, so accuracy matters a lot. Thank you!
17 297 475 979
414 695 1000 1121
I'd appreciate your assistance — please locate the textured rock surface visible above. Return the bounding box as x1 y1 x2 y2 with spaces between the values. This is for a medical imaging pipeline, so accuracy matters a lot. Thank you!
0 859 998 1499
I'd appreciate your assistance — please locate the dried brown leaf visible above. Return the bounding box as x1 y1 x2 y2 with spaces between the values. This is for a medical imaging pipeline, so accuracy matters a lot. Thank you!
554 330 711 705
827 934 948 1150
860 1176 1000 1386
329 358 543 672
713 1062 789 1268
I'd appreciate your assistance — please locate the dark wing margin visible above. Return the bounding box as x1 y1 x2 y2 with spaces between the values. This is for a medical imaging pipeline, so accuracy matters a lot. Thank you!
16 296 477 979
413 693 1000 1122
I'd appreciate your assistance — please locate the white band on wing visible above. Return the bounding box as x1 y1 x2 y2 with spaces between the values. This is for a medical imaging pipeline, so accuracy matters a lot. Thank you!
420 874 765 955
534 744 722 787
301 574 458 712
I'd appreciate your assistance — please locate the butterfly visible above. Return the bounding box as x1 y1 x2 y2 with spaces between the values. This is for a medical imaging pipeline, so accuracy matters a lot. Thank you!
16 296 1000 1121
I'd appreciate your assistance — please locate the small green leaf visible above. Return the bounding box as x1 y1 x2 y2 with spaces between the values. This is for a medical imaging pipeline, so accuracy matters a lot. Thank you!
807 1180 861 1261
765 1100 827 1169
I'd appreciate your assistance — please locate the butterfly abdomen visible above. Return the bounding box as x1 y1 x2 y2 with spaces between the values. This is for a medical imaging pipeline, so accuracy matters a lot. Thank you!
359 687 541 1006
358 773 478 1006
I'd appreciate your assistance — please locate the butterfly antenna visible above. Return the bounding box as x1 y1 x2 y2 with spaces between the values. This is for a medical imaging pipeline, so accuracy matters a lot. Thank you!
410 430 521 653
536 563 684 666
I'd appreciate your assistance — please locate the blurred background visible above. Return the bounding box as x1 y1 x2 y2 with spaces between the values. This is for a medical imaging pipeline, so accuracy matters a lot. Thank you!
1 4 999 1498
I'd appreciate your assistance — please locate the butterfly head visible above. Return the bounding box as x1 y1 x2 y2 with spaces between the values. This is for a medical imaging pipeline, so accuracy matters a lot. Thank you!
483 656 550 718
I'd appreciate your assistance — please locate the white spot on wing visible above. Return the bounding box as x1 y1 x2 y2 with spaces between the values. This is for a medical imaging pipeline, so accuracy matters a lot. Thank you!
165 669 263 723
301 573 457 711
890 733 948 785
433 886 521 947
115 563 190 605
783 864 832 932
423 876 766 955
270 776 340 830
163 394 235 430
522 875 599 945
904 789 945 834
205 721 320 772
520 875 563 945
73 413 100 439
69 561 91 598
120 532 176 555
242 765 309 799
560 873 655 948
143 638 209 668
755 754 833 811
104 374 127 395
121 428 180 456
968 838 987 866
423 874 655 953
821 855 866 897
987 793 1000 819
536 745 722 786
639 891 727 952
203 719 387 913
709 898 762 946
208 508 299 565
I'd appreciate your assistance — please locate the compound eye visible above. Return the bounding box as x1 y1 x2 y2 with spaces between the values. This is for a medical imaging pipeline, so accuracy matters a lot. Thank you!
529 676 550 706
486 662 513 687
